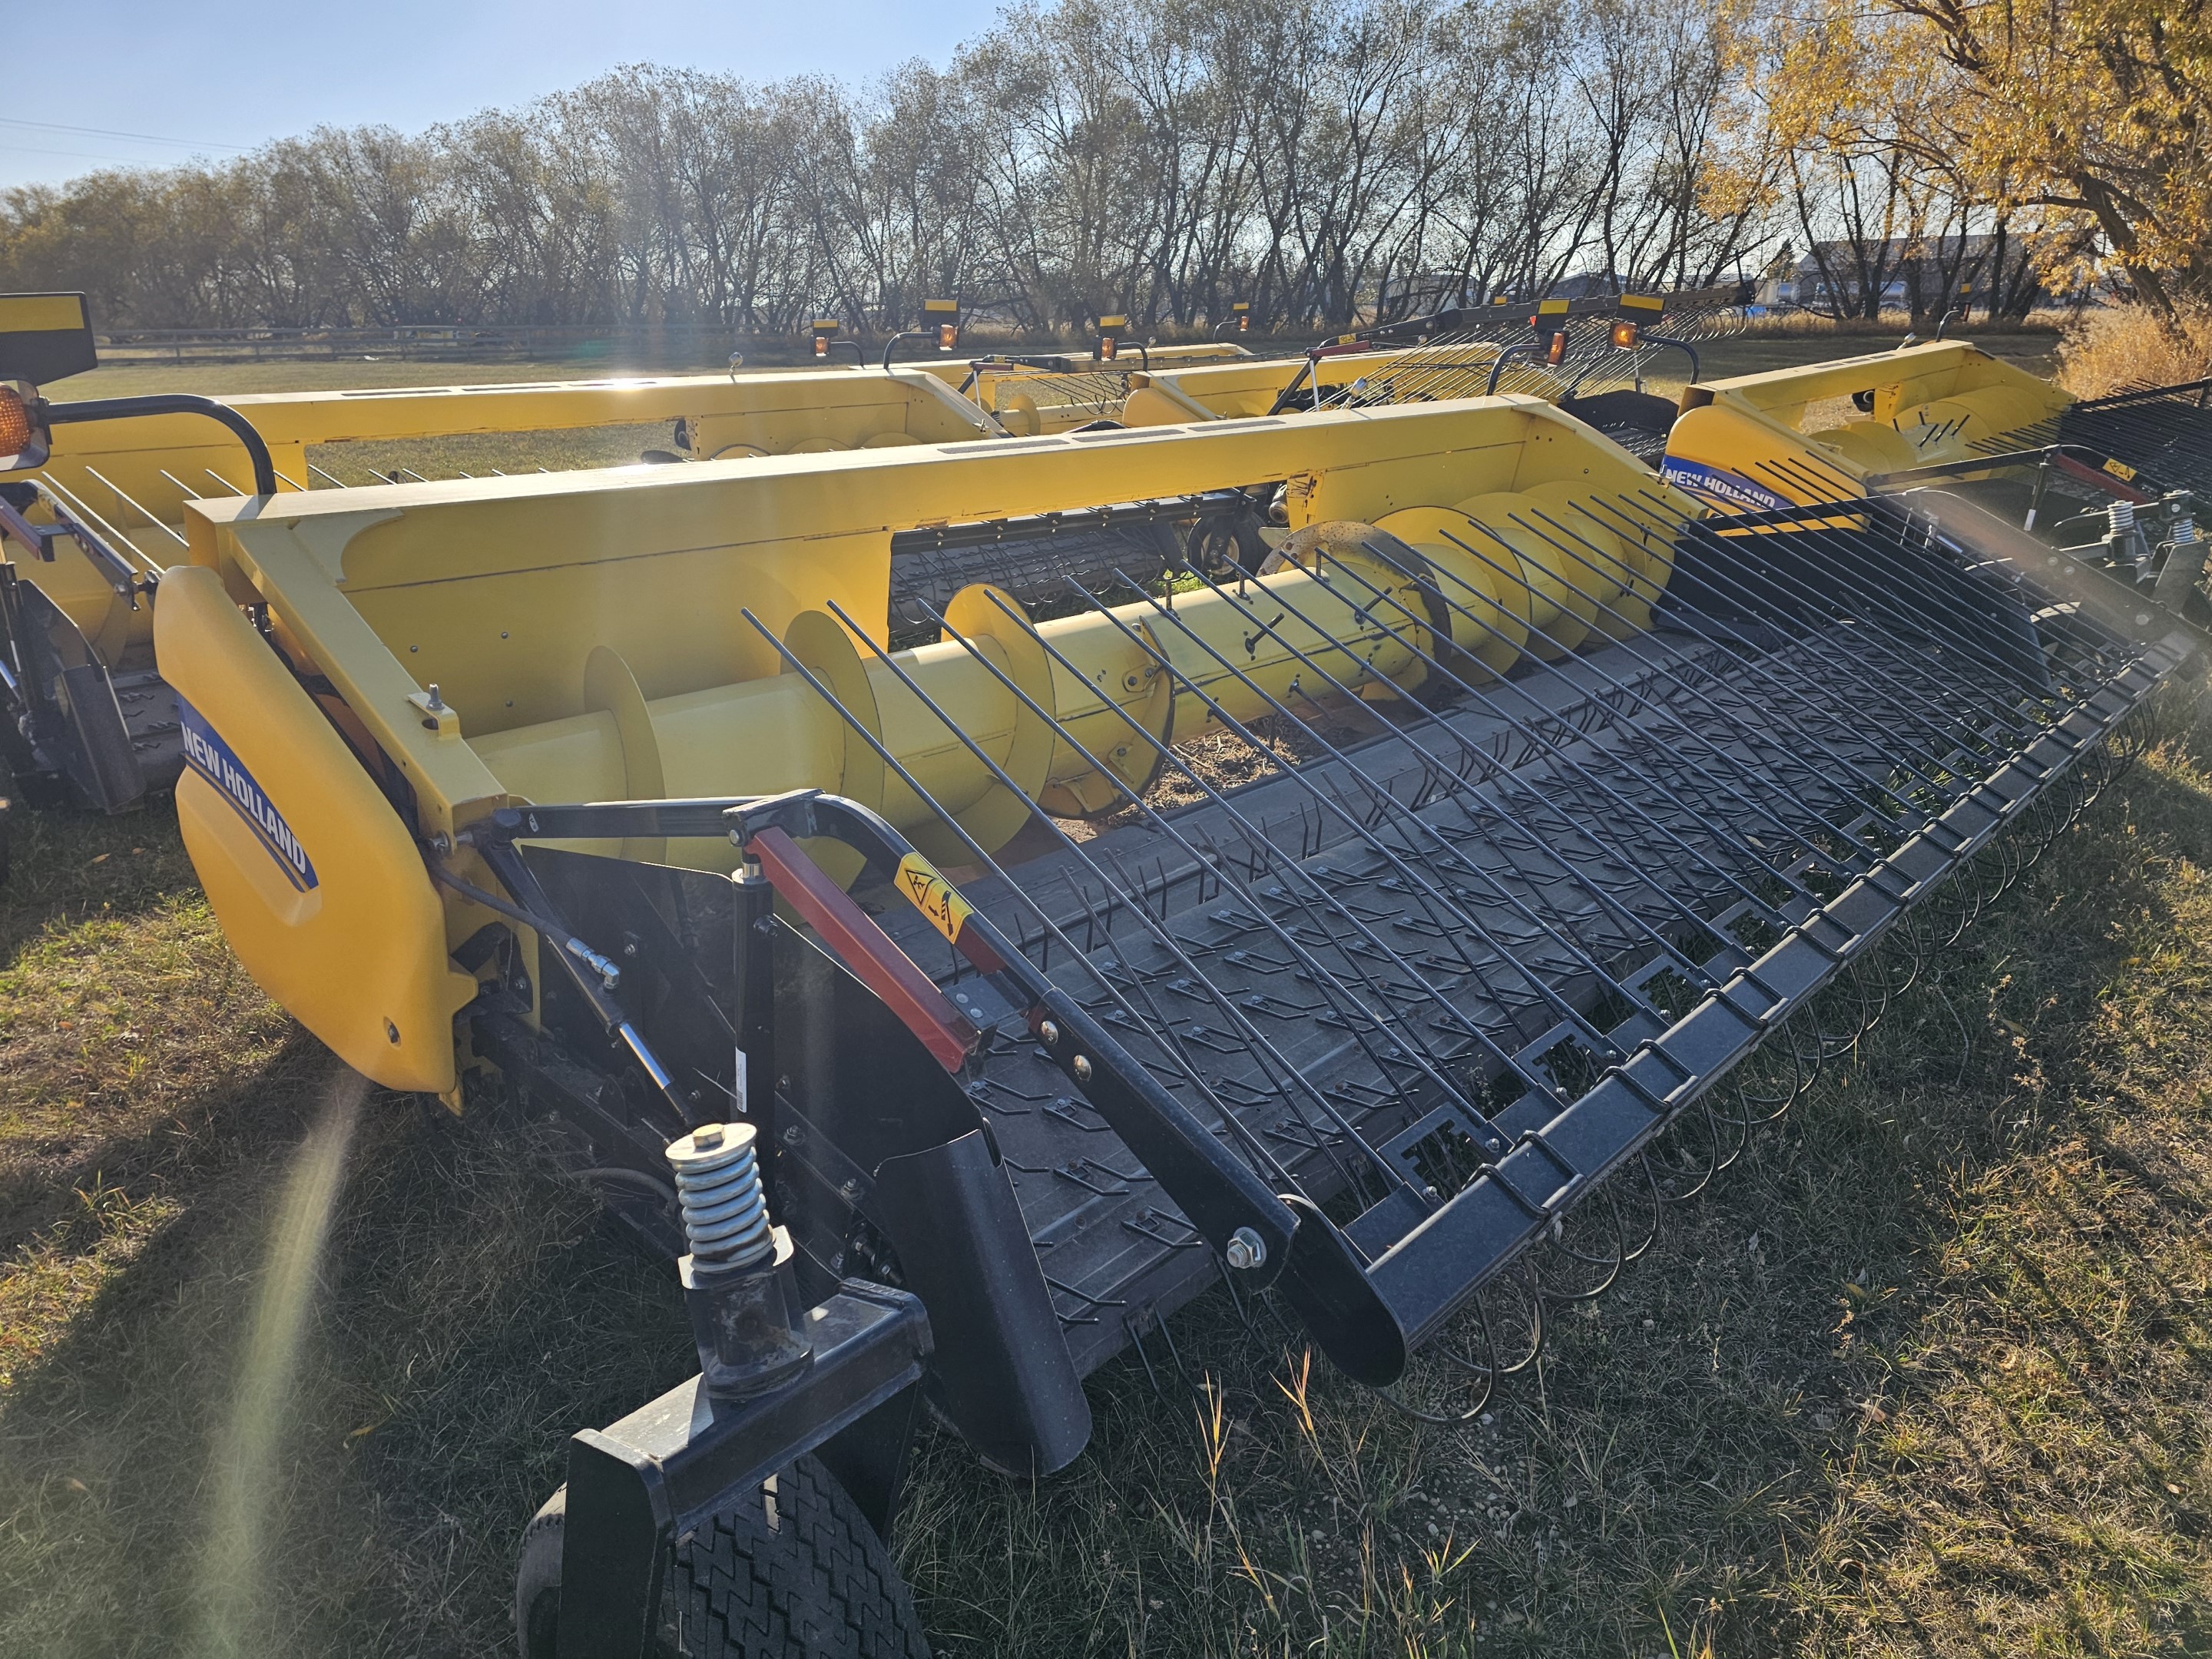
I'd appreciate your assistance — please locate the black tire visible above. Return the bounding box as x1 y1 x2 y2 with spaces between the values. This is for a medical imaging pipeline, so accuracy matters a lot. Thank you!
515 1485 565 1659
514 1455 928 1659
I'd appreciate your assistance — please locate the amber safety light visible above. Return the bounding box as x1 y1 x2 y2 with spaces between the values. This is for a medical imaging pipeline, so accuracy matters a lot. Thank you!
1611 320 1640 350
925 298 960 351
0 384 45 469
0 386 31 455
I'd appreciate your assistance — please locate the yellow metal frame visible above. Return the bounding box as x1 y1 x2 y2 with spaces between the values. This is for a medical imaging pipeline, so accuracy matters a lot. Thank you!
1662 341 2073 510
164 397 1681 1099
6 366 1002 655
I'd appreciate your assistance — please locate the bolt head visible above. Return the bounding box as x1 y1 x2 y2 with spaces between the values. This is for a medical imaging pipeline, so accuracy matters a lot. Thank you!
1224 1227 1267 1271
1039 1019 1061 1047
694 1124 726 1151
1072 1055 1093 1083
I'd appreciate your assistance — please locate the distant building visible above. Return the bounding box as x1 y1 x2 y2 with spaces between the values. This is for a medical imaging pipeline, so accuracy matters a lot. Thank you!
1765 233 2067 312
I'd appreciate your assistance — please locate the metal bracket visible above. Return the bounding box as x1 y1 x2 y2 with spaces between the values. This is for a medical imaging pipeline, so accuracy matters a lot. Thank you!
555 1283 930 1659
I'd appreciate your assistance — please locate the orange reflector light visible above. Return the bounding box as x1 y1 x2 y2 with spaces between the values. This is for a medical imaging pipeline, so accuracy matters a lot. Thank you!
1611 320 1640 350
1237 314 1249 333
813 336 830 357
1546 329 1568 366
1098 336 1118 362
0 386 31 457
938 323 960 350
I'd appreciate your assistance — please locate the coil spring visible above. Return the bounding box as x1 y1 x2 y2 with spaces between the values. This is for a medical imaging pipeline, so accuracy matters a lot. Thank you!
665 1122 773 1268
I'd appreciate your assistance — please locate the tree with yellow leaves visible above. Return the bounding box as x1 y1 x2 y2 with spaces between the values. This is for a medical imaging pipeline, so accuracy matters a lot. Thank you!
1757 0 2211 313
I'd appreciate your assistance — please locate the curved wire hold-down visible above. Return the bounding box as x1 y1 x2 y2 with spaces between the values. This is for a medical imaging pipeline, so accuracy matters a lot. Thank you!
462 483 2186 1401
685 495 2187 1397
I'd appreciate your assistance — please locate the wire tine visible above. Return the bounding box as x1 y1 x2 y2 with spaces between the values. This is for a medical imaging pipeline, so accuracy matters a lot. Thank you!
1300 544 1829 936
1170 558 1700 1022
1220 553 1787 973
975 577 1585 1110
1445 508 1955 826
31 476 162 579
1413 522 1900 879
1486 498 2070 827
78 467 191 547
1631 486 2094 724
738 604 1313 1195
892 589 1532 1174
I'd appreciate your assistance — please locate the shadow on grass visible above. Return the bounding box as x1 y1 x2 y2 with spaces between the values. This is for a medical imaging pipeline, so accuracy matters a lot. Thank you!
0 796 200 968
0 1043 694 1656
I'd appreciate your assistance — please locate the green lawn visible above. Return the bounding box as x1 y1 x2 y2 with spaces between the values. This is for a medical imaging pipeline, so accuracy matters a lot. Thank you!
4 328 2207 1657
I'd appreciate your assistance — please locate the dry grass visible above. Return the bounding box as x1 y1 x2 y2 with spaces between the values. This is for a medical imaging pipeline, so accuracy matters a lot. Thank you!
2057 305 2212 399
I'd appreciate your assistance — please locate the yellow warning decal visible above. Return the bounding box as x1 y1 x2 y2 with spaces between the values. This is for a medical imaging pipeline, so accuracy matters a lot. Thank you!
896 852 975 945
1621 292 1664 313
2102 456 2138 482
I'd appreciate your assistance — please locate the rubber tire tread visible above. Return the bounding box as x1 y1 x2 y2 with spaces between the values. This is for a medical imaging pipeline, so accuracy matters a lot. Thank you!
666 1453 929 1659
514 1485 565 1659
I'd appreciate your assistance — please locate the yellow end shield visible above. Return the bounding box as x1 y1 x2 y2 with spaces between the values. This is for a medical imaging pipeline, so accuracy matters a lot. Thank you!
156 566 476 1093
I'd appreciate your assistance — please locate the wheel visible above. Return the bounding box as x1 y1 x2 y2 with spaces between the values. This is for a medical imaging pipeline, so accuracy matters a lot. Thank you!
514 1485 565 1659
514 1455 929 1658
1187 509 1270 578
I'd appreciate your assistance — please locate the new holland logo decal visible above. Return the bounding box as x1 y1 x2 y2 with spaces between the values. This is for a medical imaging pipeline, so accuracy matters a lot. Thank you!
1657 457 1794 514
177 700 319 891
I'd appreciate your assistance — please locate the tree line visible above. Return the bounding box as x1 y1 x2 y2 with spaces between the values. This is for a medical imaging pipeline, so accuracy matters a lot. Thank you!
2 0 2201 338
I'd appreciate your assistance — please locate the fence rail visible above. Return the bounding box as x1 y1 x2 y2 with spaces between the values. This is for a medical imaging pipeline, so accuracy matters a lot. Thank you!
93 323 768 366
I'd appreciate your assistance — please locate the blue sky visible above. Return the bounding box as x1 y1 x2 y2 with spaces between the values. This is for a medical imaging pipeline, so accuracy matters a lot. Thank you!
8 0 1003 190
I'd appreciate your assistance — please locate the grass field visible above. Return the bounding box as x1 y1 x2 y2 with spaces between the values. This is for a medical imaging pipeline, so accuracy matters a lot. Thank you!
6 327 2210 1657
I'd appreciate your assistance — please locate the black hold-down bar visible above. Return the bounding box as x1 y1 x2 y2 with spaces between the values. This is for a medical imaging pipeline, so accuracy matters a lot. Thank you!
39 393 279 497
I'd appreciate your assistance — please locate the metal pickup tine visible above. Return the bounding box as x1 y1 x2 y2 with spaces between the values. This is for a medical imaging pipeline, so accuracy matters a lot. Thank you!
880 588 1545 1167
1123 562 1688 1035
1182 548 1758 983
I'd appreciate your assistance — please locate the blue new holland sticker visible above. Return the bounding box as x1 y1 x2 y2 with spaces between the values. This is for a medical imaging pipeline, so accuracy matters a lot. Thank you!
1658 458 1794 514
178 699 319 891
